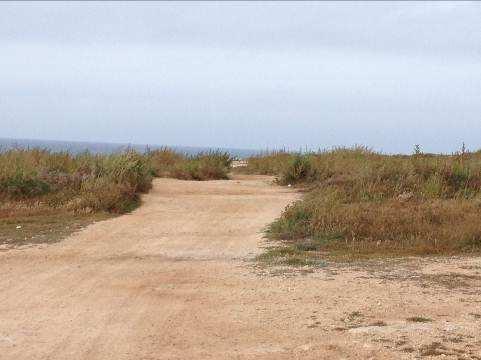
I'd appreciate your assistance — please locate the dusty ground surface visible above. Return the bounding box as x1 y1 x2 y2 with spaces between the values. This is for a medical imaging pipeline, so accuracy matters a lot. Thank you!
1 175 480 360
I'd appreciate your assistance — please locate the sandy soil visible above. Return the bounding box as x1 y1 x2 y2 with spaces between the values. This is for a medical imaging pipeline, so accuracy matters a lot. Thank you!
1 175 480 359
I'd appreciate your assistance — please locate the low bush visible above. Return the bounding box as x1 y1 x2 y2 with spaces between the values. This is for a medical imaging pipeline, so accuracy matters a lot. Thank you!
278 154 315 185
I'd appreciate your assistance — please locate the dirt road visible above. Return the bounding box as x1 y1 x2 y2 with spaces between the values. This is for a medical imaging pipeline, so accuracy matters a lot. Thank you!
1 175 480 359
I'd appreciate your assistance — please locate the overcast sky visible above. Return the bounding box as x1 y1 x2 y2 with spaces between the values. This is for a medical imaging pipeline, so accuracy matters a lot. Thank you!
1 1 480 153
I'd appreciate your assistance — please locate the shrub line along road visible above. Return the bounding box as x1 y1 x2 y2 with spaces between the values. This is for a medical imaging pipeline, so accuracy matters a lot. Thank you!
1 175 480 359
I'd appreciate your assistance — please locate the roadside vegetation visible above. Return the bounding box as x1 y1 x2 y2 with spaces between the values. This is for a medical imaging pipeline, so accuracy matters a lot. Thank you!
0 149 153 246
245 146 481 261
0 147 232 247
0 149 153 213
148 148 232 180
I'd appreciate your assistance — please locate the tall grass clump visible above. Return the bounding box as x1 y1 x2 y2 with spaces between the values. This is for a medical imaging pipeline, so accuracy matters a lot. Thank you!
0 149 153 214
239 151 296 175
259 146 481 257
148 149 232 180
278 154 316 185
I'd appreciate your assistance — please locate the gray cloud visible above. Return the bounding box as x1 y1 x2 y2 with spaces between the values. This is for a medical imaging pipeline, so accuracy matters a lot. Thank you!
1 1 480 153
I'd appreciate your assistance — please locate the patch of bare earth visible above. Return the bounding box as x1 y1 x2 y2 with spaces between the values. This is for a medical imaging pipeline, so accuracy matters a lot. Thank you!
0 211 113 250
0 175 480 359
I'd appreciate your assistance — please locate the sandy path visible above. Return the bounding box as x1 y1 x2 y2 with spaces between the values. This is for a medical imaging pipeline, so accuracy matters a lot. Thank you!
1 175 480 359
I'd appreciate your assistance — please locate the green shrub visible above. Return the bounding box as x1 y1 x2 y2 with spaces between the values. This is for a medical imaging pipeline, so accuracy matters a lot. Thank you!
0 173 51 199
267 201 312 239
279 155 313 185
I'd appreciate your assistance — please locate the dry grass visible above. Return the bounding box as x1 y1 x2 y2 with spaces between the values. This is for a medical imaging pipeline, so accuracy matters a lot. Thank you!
252 146 481 258
235 151 295 175
148 148 232 180
0 149 153 213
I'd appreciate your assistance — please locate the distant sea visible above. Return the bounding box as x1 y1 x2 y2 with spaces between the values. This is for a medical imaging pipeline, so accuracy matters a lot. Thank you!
0 138 259 159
